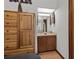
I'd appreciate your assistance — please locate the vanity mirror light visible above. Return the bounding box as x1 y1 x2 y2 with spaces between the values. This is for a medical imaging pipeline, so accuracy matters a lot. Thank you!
37 8 55 33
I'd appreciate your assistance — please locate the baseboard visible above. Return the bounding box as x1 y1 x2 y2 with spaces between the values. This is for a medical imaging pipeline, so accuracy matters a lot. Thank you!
56 50 64 59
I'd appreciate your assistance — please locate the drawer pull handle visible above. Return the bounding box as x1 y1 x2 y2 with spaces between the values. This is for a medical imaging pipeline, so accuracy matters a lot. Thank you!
6 47 9 48
27 52 30 53
7 30 9 32
6 38 9 40
6 15 9 17
6 22 9 24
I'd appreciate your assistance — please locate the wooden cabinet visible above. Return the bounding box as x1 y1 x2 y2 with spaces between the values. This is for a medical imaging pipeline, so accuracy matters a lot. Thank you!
5 42 17 50
4 11 35 56
38 35 56 53
19 13 34 49
4 34 17 42
20 30 34 48
38 37 47 52
47 36 56 50
20 13 33 30
4 11 18 50
4 27 17 34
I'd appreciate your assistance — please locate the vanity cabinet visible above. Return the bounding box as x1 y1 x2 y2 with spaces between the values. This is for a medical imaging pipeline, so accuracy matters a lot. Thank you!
38 35 56 53
38 36 47 52
4 11 35 56
47 36 56 50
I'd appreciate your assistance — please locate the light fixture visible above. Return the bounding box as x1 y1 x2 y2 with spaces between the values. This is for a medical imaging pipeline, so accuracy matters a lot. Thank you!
38 13 50 16
37 8 55 13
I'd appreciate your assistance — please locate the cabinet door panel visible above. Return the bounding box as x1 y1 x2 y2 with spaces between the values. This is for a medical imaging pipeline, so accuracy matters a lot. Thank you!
38 36 47 52
20 13 33 30
29 31 34 46
19 13 35 52
20 30 33 48
47 36 56 50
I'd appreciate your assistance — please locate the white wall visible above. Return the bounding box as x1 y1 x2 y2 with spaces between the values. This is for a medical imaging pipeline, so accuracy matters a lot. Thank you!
55 0 69 59
4 0 58 12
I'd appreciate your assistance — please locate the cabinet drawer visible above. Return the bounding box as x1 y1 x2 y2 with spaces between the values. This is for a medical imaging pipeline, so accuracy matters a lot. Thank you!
4 12 17 20
4 27 17 34
5 42 17 50
4 20 17 27
4 34 17 42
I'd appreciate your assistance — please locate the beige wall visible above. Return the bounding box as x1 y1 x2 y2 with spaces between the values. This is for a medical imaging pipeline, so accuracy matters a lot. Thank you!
55 0 69 59
4 0 58 12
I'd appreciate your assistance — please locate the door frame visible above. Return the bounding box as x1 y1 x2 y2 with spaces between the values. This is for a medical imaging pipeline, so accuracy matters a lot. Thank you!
69 0 74 59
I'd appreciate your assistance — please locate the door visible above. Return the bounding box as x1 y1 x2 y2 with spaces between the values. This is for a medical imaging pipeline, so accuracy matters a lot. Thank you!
20 14 32 30
19 13 35 48
47 36 56 50
38 36 48 53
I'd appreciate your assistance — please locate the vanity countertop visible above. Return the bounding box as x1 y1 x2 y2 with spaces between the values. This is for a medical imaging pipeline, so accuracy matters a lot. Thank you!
36 32 56 36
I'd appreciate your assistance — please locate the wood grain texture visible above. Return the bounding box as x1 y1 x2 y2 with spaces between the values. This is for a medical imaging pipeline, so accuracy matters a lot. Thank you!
4 27 17 34
5 48 34 56
4 34 17 42
20 13 32 30
38 36 47 52
69 0 74 59
4 11 35 56
38 36 56 53
4 11 18 50
5 42 17 50
19 13 35 49
47 36 56 50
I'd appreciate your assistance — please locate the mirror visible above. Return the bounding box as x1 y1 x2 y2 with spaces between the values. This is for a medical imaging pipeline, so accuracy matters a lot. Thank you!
37 8 55 33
